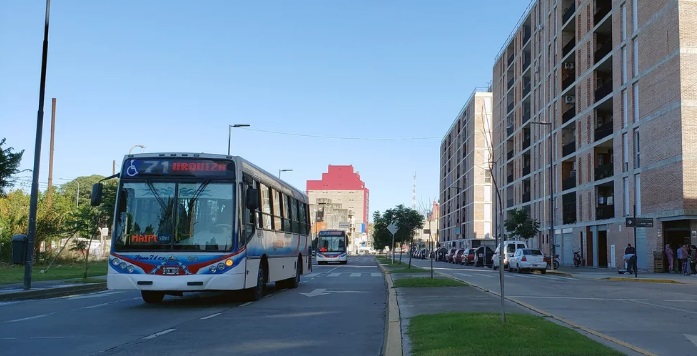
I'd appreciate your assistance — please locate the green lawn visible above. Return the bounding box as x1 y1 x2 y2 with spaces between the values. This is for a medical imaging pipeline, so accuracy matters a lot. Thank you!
0 261 107 285
408 312 623 356
393 277 465 287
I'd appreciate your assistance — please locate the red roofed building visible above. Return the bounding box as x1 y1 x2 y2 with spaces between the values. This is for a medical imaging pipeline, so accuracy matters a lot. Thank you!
307 165 369 237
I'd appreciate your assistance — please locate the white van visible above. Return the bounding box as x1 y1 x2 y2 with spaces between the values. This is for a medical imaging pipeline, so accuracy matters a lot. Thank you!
492 241 528 270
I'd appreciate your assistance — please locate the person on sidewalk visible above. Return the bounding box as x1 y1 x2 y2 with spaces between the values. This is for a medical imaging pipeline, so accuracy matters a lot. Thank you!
624 243 636 274
677 244 689 276
690 245 697 275
665 244 675 273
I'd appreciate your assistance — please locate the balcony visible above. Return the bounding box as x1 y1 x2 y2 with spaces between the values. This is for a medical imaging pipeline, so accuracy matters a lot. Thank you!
594 120 613 141
522 192 531 203
507 125 514 137
522 138 531 150
522 25 531 45
562 38 576 57
594 40 612 64
522 53 531 70
594 162 614 181
507 53 515 67
507 101 514 113
596 205 615 220
562 75 575 90
562 4 576 24
562 176 577 191
507 149 514 160
522 165 531 176
594 80 613 102
562 141 576 157
523 81 531 97
562 192 577 224
507 77 515 90
522 110 531 124
507 174 514 184
507 198 514 207
562 106 576 124
594 2 611 25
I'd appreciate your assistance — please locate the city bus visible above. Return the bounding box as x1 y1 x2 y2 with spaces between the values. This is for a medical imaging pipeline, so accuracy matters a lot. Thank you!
315 229 348 264
91 152 311 304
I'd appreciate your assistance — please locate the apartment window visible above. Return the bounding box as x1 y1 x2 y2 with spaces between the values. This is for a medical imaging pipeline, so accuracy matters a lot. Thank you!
623 133 629 172
634 174 641 215
484 204 492 221
633 39 639 77
632 0 638 33
623 177 630 216
622 90 628 127
634 130 641 168
621 3 627 41
633 84 639 122
621 46 627 84
484 185 492 202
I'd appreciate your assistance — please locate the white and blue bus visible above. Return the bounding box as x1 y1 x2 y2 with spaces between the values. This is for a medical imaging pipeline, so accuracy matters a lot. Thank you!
91 152 311 303
315 229 348 264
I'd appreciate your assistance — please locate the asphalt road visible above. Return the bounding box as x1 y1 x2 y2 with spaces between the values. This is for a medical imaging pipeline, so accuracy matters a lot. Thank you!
407 257 697 356
0 256 386 356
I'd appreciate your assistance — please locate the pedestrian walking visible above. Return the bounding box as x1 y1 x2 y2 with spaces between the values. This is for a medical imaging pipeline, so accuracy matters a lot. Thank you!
690 245 697 275
665 244 674 273
624 243 636 274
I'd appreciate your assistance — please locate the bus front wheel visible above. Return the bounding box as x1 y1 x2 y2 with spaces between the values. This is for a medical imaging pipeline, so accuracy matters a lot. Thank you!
141 291 164 304
249 261 267 301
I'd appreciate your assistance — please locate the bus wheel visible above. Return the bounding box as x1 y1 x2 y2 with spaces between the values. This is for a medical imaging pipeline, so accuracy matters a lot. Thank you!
249 261 266 301
141 291 164 304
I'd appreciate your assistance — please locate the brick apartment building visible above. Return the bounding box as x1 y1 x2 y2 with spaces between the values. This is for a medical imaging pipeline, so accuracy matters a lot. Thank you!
439 91 495 249
485 0 697 271
306 165 370 247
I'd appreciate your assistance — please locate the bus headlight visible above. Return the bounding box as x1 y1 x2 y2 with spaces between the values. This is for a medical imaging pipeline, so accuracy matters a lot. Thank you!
127 265 135 273
209 265 217 273
112 258 121 266
217 263 225 271
119 262 127 270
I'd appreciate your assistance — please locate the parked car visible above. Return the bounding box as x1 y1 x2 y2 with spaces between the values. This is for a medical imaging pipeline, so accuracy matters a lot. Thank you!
492 241 528 270
461 248 476 265
433 247 448 261
453 249 465 264
446 248 458 263
473 246 494 267
509 248 547 273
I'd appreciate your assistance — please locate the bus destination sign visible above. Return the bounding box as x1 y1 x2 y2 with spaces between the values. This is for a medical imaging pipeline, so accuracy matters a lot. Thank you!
122 158 235 179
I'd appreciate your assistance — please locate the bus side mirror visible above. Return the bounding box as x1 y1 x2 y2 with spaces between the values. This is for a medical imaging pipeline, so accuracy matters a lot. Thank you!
246 188 259 210
91 183 104 206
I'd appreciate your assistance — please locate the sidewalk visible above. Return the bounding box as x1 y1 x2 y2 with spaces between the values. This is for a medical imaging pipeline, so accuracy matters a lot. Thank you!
0 276 106 302
548 265 697 284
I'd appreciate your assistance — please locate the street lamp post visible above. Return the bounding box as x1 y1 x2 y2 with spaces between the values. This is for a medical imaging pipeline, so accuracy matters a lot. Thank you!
278 169 293 179
128 144 145 154
530 121 554 269
227 124 250 155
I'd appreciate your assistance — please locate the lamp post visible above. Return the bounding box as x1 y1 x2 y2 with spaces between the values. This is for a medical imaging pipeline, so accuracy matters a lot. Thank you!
530 121 554 269
227 124 250 155
278 169 293 179
128 144 145 154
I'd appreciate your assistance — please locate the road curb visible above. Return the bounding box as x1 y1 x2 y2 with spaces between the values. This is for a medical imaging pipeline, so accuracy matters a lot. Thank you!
378 263 403 356
602 277 684 284
0 282 107 301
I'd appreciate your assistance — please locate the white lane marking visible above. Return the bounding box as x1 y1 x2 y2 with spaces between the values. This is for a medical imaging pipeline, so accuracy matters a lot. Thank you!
631 300 697 315
454 273 472 277
304 273 319 278
200 312 221 320
7 312 56 323
371 273 382 277
350 273 361 277
240 302 253 307
328 273 341 277
65 291 124 300
143 329 175 340
83 302 111 309
508 295 645 301
666 299 697 303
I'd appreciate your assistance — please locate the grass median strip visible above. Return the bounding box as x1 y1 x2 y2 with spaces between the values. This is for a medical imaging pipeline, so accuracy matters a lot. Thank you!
393 277 465 288
408 312 623 356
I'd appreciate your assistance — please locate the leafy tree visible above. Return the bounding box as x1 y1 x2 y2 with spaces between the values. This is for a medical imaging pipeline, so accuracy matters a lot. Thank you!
0 138 24 196
503 208 540 242
372 204 424 253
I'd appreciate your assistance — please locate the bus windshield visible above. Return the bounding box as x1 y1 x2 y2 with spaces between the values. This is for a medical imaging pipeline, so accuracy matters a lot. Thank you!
113 181 235 252
317 234 346 253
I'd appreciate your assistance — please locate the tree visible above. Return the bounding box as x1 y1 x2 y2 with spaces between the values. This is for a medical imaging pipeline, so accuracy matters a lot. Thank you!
503 208 540 242
372 205 424 253
0 138 24 196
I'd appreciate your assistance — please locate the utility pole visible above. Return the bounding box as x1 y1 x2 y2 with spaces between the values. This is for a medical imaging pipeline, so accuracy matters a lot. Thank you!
47 98 56 205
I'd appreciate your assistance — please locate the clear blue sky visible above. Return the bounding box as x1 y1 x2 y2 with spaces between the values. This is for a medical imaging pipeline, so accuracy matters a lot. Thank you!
1 0 532 217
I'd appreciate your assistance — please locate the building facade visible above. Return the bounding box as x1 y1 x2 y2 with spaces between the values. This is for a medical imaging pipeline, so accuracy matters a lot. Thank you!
439 91 495 249
490 0 697 271
306 165 370 249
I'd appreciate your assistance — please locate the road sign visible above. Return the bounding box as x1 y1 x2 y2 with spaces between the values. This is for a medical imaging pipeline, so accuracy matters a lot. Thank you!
387 223 398 235
626 217 653 228
338 222 350 229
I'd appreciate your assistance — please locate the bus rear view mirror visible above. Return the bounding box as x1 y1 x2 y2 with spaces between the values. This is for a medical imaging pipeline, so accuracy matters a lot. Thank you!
246 188 259 210
91 183 103 206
